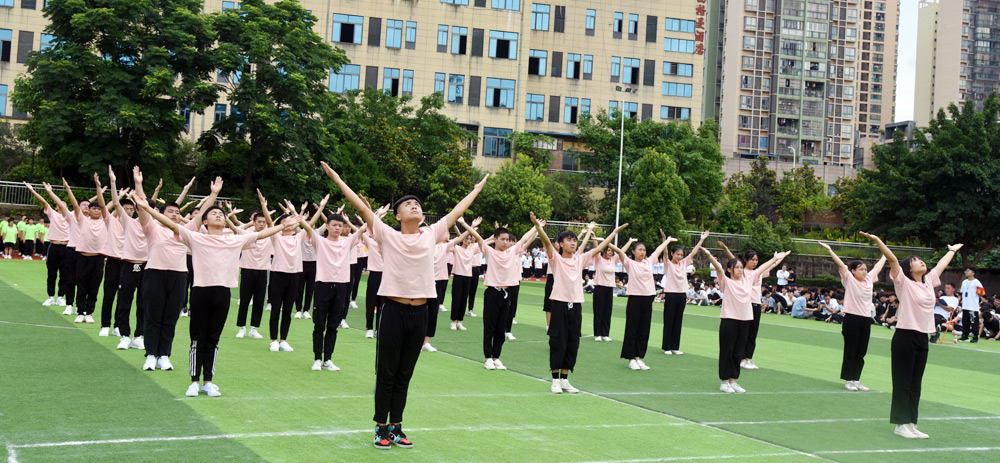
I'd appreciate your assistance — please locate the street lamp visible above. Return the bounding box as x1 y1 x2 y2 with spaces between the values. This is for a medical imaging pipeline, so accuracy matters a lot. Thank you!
613 85 638 245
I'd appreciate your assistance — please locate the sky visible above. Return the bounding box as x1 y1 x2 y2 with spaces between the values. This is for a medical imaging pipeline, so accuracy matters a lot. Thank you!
895 0 918 122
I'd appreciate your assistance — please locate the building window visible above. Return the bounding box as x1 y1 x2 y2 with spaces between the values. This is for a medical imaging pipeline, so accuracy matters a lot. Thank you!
531 4 550 31
491 0 518 11
745 0 759 10
745 16 757 30
441 0 469 4
333 14 363 44
486 78 516 108
739 115 752 129
566 53 582 79
329 64 361 93
586 9 596 32
386 19 403 48
405 21 417 47
581 98 591 117
662 82 693 97
611 56 621 80
451 27 468 54
448 74 465 104
738 135 752 149
402 70 414 96
434 72 446 95
613 12 623 33
0 29 11 62
526 93 545 121
664 18 696 33
664 38 695 53
742 56 755 69
743 36 756 50
214 104 227 122
565 97 580 123
483 127 512 157
660 105 690 120
562 151 582 171
609 101 638 118
663 62 693 77
383 68 401 96
438 25 449 48
528 49 547 76
628 14 639 34
222 1 235 11
583 55 593 77
623 58 640 84
488 30 518 59
40 33 55 51
740 95 753 109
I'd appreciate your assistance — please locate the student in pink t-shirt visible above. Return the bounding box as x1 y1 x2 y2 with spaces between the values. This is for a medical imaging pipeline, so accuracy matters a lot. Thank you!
610 235 671 371
530 212 626 394
590 237 619 342
718 242 786 370
542 225 595 331
322 161 486 450
425 220 478 353
133 184 293 399
818 241 887 393
69 173 111 324
24 182 71 307
661 230 710 355
449 231 481 329
457 217 538 370
362 227 383 338
861 231 962 439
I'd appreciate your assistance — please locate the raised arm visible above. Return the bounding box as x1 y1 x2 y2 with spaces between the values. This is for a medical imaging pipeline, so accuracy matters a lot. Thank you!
589 226 630 260
607 244 628 263
443 175 489 228
688 230 710 259
718 240 736 260
256 214 302 241
870 255 888 276
256 189 274 227
192 177 224 230
24 183 51 211
818 241 847 274
107 166 125 214
757 251 792 276
150 178 164 203
92 173 108 218
700 248 726 279
649 233 677 262
321 162 375 231
529 212 555 258
859 232 900 278
575 222 596 255
931 244 963 278
131 192 179 235
42 183 70 216
61 178 81 216
176 176 196 204
457 217 486 250
307 194 330 228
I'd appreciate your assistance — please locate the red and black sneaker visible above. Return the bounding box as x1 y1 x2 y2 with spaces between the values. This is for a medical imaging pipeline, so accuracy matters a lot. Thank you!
388 424 413 448
373 425 391 450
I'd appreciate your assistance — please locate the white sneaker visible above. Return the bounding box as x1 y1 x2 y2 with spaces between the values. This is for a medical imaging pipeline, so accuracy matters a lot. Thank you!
235 327 246 338
457 322 467 331
672 350 683 355
602 336 612 342
73 315 84 323
421 343 437 352
157 357 173 370
248 327 263 339
62 306 74 315
322 360 340 371
505 332 516 341
720 382 734 393
747 360 759 370
468 311 477 317
339 320 349 329
450 322 457 330
117 337 131 350
637 359 650 370
269 341 279 352
142 355 157 371
112 327 120 337
663 350 673 355
311 360 322 371
730 382 746 394
845 381 859 392
485 358 496 370
628 359 641 370
98 327 110 337
894 424 919 439
185 382 200 397
302 311 311 319
439 304 447 312
560 378 579 393
493 359 507 370
856 382 870 392
365 329 375 338
294 311 302 319
201 383 221 397
42 297 55 306
278 341 294 352
550 378 562 394
512 319 518 325
906 423 929 439
84 315 95 324
594 336 603 342
56 296 66 306
350 300 358 309
180 310 189 317
130 337 144 350
265 304 271 311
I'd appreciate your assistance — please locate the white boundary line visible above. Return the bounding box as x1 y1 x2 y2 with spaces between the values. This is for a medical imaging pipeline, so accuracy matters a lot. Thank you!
601 390 884 396
174 391 565 401
815 445 1000 455
6 444 16 463
704 416 1000 425
577 453 800 463
0 320 80 330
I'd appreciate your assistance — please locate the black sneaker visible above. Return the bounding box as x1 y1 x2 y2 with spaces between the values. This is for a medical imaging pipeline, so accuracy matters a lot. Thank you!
929 332 941 344
373 425 391 450
388 424 413 448
971 338 979 343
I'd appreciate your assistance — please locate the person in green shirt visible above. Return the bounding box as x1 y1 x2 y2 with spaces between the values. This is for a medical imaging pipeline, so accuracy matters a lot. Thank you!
16 218 29 257
22 218 37 259
2 217 17 259
36 220 49 258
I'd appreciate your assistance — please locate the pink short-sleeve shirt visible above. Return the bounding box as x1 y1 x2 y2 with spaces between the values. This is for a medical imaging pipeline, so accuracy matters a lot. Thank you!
271 231 307 274
372 220 448 299
76 215 108 254
840 267 878 318
623 258 656 297
177 227 260 288
451 243 481 277
482 243 525 288
238 228 273 270
718 272 755 321
548 252 594 303
144 222 189 272
891 269 940 333
314 231 361 283
120 213 149 262
662 256 693 294
433 242 453 281
44 208 70 242
66 212 79 248
594 255 617 288
102 213 125 259
363 233 383 272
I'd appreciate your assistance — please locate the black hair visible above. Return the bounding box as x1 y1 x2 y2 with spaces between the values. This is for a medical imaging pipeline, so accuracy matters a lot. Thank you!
201 205 224 223
250 211 265 222
945 282 956 289
800 290 812 296
326 213 347 224
392 195 422 214
742 250 759 264
120 198 134 207
631 241 647 254
493 227 512 240
555 230 577 244
725 257 745 277
847 260 865 272
966 266 977 275
668 245 684 257
159 202 180 214
899 255 924 283
88 201 101 208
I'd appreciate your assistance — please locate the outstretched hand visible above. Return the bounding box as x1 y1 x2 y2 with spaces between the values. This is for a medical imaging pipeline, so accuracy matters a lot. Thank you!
471 216 483 228
209 177 223 194
947 243 964 253
320 161 340 182
107 166 116 184
817 241 832 251
132 166 143 184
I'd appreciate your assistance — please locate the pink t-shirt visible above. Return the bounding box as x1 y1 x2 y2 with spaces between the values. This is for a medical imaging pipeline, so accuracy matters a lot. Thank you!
302 238 317 262
120 213 148 262
314 231 361 283
75 215 108 254
594 255 617 287
372 220 449 299
354 242 368 258
238 228 273 270
271 231 307 274
102 213 125 259
433 242 452 281
177 227 261 288
891 268 941 333
451 243 481 277
662 256 693 293
44 207 70 242
623 258 656 297
718 272 755 321
363 233 383 272
472 251 482 268
548 252 594 303
840 268 878 317
144 221 190 272
66 212 79 248
483 243 525 288
748 266 770 300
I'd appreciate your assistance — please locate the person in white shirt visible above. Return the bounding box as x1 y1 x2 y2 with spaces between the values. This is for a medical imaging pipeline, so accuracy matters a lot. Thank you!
776 264 790 291
932 283 959 343
533 253 545 280
958 267 984 342
521 253 532 280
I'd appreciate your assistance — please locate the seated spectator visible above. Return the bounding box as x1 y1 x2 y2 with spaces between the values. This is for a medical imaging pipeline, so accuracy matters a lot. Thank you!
776 287 792 315
614 277 627 297
582 276 595 294
979 305 999 340
931 283 960 343
881 298 899 328
791 291 817 319
706 283 723 306
687 283 708 306
819 294 845 324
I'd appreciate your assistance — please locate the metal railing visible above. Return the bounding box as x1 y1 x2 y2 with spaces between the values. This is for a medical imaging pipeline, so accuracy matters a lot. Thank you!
0 180 238 209
682 231 936 261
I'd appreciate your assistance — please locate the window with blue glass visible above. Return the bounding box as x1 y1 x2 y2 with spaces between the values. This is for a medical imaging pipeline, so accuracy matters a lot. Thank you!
402 70 413 96
435 73 446 95
333 14 363 44
448 74 465 104
386 20 403 48
526 93 545 121
663 62 693 77
329 65 360 93
664 18 696 33
488 30 518 59
383 68 401 96
531 4 550 31
664 38 695 53
40 34 55 50
660 105 690 120
492 0 518 11
661 82 693 97
486 78 516 108
483 127 512 157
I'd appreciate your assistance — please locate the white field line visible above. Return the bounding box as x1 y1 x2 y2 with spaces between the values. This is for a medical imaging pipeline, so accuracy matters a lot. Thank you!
0 320 80 330
6 444 17 463
705 415 1000 425
576 453 800 463
601 390 884 396
581 446 1000 463
174 391 567 401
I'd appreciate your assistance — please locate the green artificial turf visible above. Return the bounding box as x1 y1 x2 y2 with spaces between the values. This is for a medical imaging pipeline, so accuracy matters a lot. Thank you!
1 260 998 462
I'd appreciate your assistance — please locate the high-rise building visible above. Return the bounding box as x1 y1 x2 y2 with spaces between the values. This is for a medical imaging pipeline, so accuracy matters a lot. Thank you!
1 1 708 173
914 0 1000 127
713 0 898 169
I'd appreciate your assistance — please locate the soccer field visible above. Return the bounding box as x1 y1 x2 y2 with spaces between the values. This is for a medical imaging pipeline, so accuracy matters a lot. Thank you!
1 260 998 463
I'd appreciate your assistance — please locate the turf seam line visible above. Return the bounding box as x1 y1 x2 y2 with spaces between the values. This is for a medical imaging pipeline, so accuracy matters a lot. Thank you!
431 349 836 462
0 320 81 330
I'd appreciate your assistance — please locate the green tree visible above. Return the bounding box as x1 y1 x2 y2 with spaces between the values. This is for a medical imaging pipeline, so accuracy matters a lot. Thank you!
715 172 757 233
842 96 1000 266
543 172 596 221
774 164 826 228
510 132 555 170
746 156 777 220
620 148 689 247
656 119 726 225
475 156 553 236
0 123 36 181
743 215 794 258
12 0 218 183
198 0 347 196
